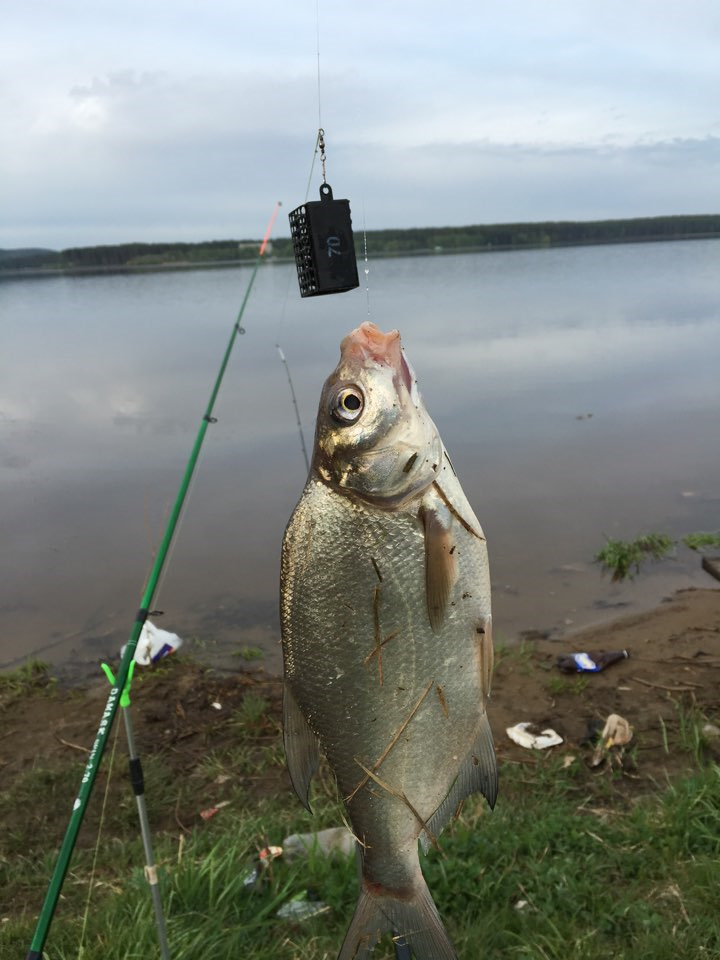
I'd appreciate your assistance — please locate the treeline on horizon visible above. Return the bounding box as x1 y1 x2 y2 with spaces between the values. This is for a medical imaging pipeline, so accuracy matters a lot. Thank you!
3 213 719 272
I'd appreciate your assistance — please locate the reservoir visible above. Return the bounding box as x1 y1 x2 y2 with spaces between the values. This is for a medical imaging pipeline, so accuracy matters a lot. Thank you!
1 238 718 676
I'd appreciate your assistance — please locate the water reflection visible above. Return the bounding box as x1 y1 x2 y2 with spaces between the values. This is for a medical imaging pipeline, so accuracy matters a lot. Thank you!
1 240 719 677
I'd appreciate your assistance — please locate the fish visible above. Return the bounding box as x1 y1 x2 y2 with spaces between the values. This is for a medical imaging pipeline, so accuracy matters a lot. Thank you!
280 321 496 960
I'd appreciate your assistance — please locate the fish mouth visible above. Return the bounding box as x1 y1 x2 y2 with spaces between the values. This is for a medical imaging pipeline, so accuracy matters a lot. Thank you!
339 322 413 393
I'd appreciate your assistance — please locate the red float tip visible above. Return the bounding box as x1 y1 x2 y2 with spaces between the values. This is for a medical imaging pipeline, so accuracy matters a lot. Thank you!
259 201 282 257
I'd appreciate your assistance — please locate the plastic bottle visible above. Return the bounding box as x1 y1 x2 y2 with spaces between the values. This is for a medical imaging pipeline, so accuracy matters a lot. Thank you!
556 649 630 674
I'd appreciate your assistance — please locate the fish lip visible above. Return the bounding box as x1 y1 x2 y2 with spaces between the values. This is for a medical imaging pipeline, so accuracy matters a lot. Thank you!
339 322 416 399
340 322 402 368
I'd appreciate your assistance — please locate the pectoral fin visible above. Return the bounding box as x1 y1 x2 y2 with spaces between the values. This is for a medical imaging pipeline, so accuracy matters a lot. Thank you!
421 713 497 853
283 683 320 812
421 500 458 633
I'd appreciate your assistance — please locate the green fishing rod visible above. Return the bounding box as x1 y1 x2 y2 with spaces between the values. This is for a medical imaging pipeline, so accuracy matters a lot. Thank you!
26 202 281 960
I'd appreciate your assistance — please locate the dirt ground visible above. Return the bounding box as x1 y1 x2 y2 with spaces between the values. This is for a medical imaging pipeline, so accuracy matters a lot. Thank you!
492 586 720 782
1 587 719 852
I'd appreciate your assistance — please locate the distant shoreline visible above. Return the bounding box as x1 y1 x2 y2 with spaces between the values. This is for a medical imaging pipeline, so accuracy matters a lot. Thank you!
2 213 719 279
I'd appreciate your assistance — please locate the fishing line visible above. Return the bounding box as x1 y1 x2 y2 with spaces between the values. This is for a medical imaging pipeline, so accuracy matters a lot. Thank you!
362 200 372 318
273 131 325 474
300 0 324 202
301 128 324 213
289 1 359 300
25 202 280 960
276 344 310 473
316 0 323 131
278 131 325 340
77 713 122 960
277 62 362 466
151 203 280 611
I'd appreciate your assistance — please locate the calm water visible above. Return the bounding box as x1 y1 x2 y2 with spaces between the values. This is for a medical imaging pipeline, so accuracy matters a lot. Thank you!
1 241 719 677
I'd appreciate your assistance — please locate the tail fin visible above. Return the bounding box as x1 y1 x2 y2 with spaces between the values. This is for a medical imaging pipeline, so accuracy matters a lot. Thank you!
338 875 457 960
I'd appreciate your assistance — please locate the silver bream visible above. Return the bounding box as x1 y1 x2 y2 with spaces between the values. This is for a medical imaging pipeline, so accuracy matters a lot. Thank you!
281 322 496 960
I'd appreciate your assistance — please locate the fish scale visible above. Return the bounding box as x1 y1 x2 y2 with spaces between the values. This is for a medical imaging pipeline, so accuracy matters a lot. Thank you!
281 322 496 960
284 482 484 804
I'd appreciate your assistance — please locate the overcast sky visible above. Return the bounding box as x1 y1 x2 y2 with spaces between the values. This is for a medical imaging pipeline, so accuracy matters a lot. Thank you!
2 1 719 249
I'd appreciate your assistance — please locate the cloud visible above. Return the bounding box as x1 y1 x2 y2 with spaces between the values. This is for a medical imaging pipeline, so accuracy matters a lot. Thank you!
1 2 719 247
348 136 720 229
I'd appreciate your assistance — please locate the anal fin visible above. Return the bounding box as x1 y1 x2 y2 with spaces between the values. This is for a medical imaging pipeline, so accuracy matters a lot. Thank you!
421 712 497 853
282 683 320 812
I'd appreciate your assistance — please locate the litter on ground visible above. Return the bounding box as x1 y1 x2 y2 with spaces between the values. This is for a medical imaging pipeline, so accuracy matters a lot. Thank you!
506 722 563 750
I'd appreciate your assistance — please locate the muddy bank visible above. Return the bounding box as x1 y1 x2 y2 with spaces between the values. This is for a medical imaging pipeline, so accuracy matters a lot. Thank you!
0 590 720 808
1 587 718 879
492 586 720 783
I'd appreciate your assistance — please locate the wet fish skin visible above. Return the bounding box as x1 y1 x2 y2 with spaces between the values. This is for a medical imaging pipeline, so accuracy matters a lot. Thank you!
281 322 496 960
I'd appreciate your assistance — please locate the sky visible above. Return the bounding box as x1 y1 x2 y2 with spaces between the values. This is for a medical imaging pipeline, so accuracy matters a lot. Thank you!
2 1 719 250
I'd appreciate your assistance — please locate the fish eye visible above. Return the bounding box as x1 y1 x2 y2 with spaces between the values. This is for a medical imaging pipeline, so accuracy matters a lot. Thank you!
332 386 364 424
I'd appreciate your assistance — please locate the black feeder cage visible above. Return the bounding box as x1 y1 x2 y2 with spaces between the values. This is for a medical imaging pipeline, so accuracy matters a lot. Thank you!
288 183 359 297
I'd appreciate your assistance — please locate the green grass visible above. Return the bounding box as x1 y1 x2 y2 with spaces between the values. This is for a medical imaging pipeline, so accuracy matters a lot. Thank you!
438 761 720 958
594 529 720 582
4 722 719 960
682 531 720 552
231 693 272 734
235 646 265 662
0 658 55 696
546 673 590 697
494 639 535 674
595 533 675 582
